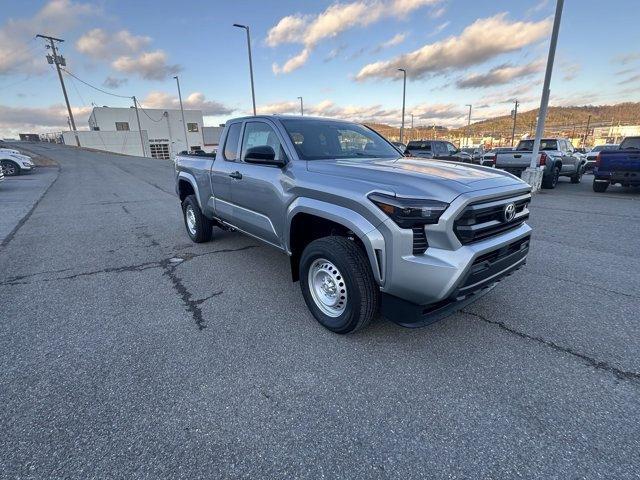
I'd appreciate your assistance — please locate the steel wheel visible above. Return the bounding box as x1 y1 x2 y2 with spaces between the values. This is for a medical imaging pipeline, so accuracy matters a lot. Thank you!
185 205 197 235
307 258 347 318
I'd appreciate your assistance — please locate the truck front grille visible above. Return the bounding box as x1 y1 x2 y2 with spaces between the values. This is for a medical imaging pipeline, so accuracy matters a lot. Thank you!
454 193 530 245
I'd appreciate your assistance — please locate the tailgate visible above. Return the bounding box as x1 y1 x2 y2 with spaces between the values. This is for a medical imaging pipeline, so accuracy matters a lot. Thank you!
495 153 533 168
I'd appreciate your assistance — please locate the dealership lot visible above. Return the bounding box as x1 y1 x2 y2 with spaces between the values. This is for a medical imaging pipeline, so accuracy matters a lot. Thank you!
1 143 639 478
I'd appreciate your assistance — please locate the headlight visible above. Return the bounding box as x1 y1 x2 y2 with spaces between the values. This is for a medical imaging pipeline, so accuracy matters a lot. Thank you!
368 192 448 228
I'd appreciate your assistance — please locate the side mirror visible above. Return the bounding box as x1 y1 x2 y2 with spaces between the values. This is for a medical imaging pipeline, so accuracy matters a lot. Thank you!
244 145 285 167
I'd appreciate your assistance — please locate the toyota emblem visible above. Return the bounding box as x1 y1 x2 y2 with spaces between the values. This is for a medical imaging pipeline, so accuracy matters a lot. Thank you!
503 203 516 222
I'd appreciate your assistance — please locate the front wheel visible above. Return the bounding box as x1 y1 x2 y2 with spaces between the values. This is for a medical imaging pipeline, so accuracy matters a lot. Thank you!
542 166 560 189
571 165 583 183
593 180 608 193
299 236 378 334
181 194 213 243
1 160 20 176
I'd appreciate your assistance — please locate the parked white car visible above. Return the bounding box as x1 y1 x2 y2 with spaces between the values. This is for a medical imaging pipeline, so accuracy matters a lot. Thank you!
0 148 35 176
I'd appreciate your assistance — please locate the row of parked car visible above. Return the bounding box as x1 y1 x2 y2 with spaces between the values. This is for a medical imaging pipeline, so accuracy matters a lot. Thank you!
391 137 639 192
0 141 36 182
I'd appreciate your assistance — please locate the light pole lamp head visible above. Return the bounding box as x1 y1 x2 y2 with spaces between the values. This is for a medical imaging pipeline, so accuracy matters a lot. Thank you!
233 23 248 30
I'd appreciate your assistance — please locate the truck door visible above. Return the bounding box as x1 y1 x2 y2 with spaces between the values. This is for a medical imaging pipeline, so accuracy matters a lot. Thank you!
563 140 579 173
432 141 448 159
210 122 242 221
227 120 290 249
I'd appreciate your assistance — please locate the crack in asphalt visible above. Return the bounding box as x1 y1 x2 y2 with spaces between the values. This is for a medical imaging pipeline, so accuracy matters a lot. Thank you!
0 245 258 287
524 269 639 300
462 309 640 384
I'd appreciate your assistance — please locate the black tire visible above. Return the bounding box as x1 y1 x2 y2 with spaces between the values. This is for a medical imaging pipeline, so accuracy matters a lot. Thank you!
299 236 378 334
542 166 560 189
181 194 213 243
593 180 608 193
1 160 20 176
570 165 583 183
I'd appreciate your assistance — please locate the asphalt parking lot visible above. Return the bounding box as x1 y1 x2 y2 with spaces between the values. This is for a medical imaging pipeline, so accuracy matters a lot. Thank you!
1 143 639 479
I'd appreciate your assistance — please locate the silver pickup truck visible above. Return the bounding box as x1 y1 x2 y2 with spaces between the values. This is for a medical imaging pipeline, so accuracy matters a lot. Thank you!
175 116 532 333
495 138 585 189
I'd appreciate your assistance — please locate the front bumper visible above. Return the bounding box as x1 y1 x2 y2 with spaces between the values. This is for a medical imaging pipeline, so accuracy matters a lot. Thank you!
381 232 530 327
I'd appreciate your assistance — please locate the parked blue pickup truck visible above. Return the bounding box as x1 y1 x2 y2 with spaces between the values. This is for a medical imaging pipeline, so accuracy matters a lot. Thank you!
593 136 640 192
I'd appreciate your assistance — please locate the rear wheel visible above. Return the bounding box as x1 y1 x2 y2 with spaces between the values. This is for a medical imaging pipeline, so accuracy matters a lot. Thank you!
593 180 608 193
299 236 378 334
181 194 213 243
542 166 560 189
1 160 20 176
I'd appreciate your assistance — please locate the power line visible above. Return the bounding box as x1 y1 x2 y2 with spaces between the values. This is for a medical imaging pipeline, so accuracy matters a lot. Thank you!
134 97 165 122
61 67 132 99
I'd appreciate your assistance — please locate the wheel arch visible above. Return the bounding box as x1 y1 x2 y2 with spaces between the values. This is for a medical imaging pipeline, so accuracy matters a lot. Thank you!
286 198 385 285
176 171 201 208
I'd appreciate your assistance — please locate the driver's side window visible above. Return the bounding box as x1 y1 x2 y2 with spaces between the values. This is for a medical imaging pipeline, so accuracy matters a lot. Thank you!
445 142 458 154
240 122 286 162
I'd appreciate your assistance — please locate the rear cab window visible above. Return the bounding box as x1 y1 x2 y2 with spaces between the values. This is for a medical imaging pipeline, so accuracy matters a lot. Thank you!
407 141 432 151
223 123 242 161
620 137 640 150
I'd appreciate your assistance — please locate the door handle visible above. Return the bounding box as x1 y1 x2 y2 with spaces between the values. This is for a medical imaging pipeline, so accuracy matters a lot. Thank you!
229 171 242 180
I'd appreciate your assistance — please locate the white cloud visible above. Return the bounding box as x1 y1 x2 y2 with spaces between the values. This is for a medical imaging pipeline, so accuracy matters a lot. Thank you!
76 28 151 59
374 33 407 52
112 50 180 80
456 60 544 88
0 103 92 137
272 48 311 75
355 13 552 81
429 21 450 37
615 52 640 65
268 0 440 73
0 0 98 75
141 91 233 116
256 98 464 127
429 6 447 18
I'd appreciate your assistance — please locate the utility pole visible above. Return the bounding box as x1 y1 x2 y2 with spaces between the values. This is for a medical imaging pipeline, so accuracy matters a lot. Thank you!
233 24 256 115
526 0 564 191
37 34 80 147
582 114 591 148
132 96 146 157
173 76 189 152
465 104 472 148
297 96 304 116
398 68 407 143
510 99 519 146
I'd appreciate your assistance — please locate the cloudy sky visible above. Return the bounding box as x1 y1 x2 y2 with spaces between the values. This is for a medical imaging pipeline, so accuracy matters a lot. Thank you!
1 0 639 137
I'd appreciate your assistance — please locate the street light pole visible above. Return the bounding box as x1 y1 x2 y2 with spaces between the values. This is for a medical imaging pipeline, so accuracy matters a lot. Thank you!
398 68 406 143
233 24 256 115
410 114 414 141
465 104 472 148
297 96 304 116
511 99 519 146
173 75 189 152
526 0 565 191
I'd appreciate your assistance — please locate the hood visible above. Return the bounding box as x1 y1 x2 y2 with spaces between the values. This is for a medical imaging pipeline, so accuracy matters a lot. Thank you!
306 157 524 203
0 148 21 155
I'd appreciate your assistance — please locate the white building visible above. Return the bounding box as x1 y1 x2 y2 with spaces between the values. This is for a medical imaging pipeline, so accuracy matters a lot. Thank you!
60 106 208 159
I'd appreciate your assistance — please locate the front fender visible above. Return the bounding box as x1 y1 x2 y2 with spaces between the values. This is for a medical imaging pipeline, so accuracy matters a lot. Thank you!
286 197 386 285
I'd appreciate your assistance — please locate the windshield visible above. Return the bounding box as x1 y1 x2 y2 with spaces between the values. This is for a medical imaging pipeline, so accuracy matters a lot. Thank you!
516 139 558 151
620 137 640 150
281 119 400 160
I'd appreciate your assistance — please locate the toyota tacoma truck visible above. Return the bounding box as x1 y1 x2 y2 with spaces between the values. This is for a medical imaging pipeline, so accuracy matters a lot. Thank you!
495 138 585 189
592 136 640 192
175 116 532 333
